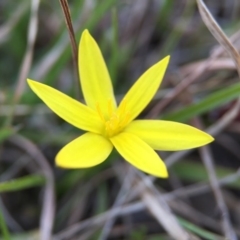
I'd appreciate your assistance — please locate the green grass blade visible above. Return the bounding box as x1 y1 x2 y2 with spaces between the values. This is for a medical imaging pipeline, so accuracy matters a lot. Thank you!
0 128 15 143
178 217 224 240
172 161 240 189
0 175 45 193
0 208 10 240
163 82 240 122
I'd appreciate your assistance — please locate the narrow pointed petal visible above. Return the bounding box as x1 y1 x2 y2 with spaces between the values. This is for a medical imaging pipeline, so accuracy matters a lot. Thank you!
118 56 170 123
27 79 103 133
79 30 116 116
124 120 214 151
110 132 168 178
56 132 113 168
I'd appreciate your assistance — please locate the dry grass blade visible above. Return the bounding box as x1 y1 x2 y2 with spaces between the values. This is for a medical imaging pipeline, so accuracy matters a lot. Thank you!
196 0 240 76
149 0 240 118
8 134 55 240
196 1 240 239
52 203 142 240
199 145 237 240
137 173 194 240
142 190 196 240
8 0 40 126
53 166 239 240
164 169 240 201
165 0 240 169
59 0 80 99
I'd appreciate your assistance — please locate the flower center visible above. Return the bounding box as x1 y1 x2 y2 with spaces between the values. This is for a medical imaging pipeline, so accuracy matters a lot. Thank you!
96 99 130 138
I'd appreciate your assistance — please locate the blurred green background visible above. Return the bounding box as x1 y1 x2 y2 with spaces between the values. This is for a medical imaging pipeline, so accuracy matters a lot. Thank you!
1 0 240 239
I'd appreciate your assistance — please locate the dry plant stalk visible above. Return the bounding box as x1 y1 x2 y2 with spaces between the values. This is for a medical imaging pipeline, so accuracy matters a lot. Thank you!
196 0 240 239
196 0 240 76
136 172 196 240
9 134 55 240
142 189 196 240
59 0 80 99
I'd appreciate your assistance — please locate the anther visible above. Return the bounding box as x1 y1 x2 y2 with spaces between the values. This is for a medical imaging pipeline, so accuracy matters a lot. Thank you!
96 102 105 122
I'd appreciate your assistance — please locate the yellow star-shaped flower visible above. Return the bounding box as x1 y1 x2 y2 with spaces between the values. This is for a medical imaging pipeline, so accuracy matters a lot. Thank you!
27 30 214 178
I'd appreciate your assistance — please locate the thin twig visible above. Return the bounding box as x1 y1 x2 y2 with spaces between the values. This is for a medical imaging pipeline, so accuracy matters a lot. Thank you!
196 0 240 76
164 168 240 201
59 0 80 99
137 172 194 240
199 144 237 240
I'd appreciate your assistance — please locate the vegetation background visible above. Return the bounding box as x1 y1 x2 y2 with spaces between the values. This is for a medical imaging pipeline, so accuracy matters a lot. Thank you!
1 0 240 239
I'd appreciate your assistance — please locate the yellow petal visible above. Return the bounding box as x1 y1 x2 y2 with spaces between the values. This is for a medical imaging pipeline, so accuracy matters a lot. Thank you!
110 132 168 178
124 120 214 150
79 30 116 116
56 132 113 168
118 56 170 123
27 79 103 133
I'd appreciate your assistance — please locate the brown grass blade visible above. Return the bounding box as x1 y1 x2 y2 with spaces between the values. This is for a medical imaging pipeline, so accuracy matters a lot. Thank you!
196 1 239 239
59 0 80 99
196 0 240 77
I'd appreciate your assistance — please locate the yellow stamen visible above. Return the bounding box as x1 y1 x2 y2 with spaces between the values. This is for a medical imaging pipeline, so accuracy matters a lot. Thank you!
96 102 105 122
96 100 131 137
